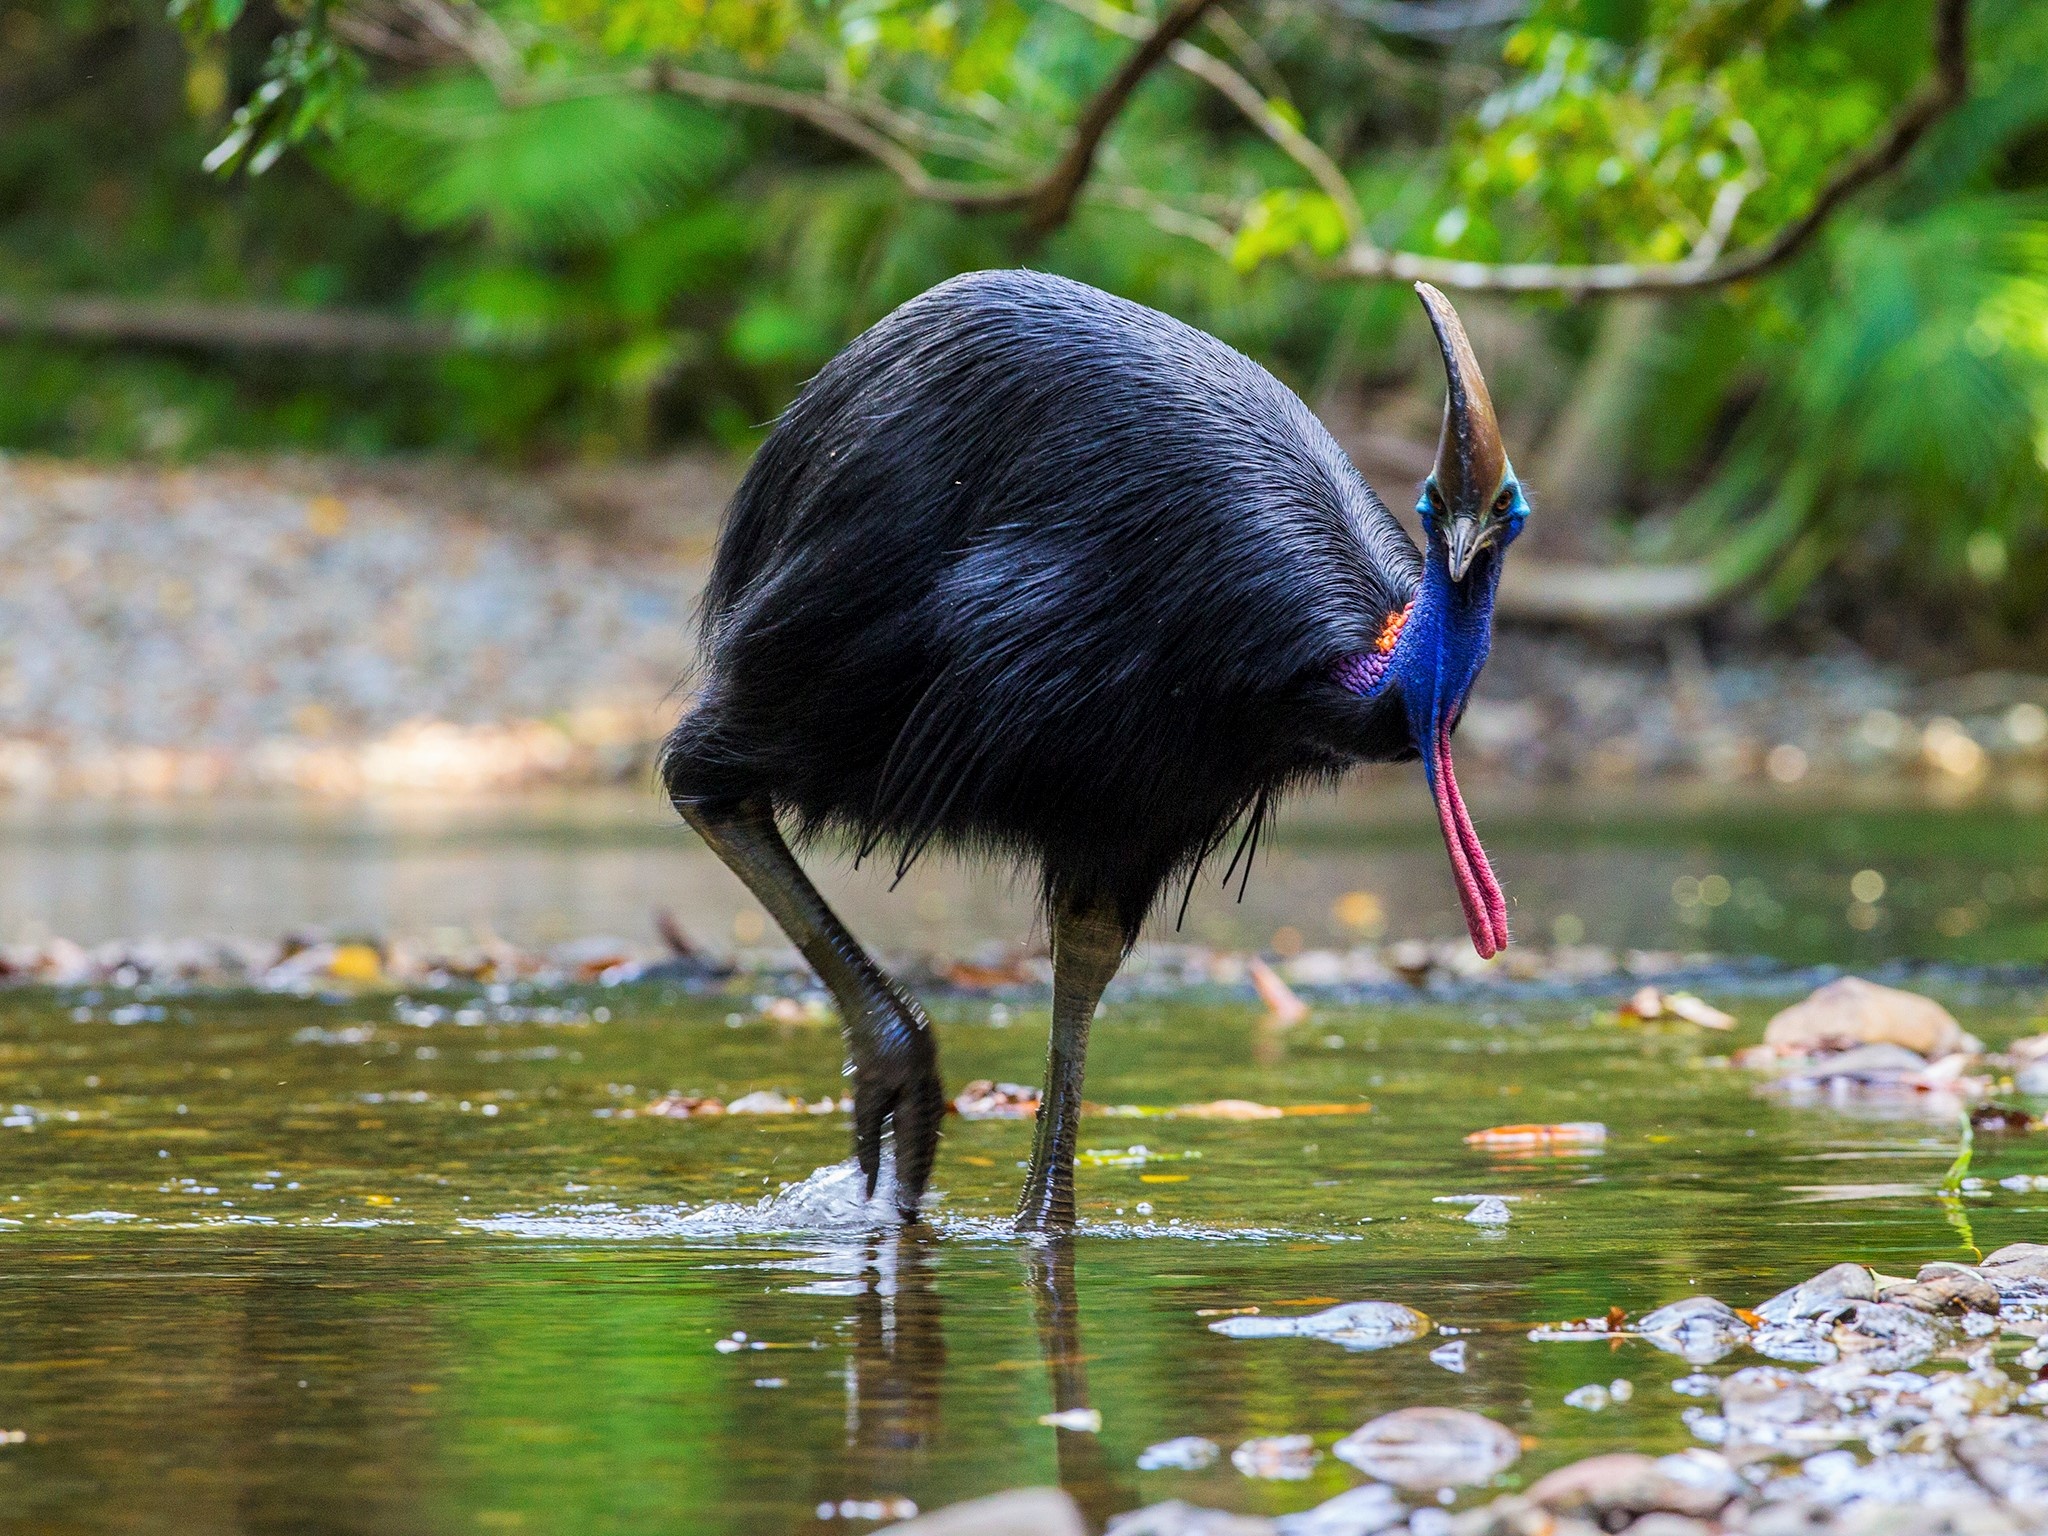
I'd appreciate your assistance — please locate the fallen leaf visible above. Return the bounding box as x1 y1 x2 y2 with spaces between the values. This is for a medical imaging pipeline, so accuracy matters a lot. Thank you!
725 1091 802 1115
645 1094 723 1119
1278 1102 1374 1117
1620 987 1734 1029
1175 1099 1284 1120
952 1080 1041 1119
328 943 383 984
1464 1122 1608 1149
1138 1173 1190 1183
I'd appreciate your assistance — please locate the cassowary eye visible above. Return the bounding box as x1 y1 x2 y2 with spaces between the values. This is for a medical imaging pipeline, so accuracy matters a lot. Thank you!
1493 487 1514 514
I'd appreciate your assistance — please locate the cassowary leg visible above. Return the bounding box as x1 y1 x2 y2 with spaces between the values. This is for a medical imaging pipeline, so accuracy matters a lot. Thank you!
1015 894 1126 1232
678 796 943 1222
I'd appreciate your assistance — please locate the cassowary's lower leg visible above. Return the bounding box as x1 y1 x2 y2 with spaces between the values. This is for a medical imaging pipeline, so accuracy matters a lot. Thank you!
678 796 943 1221
1015 895 1126 1231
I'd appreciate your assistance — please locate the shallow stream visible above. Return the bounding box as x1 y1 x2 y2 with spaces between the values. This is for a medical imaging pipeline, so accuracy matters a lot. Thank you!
0 967 2044 1532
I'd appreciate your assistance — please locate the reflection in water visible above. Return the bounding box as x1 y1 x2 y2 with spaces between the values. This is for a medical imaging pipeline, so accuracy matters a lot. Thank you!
804 1234 948 1526
1025 1240 1132 1532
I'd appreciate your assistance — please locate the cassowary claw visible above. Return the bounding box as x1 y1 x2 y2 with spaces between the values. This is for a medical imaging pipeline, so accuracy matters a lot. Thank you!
851 1008 944 1223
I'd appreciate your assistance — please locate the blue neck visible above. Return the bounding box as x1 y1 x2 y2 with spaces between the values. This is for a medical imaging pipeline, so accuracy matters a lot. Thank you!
1388 538 1501 745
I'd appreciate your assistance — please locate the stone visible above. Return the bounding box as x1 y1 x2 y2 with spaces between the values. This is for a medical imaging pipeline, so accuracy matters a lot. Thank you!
1981 1243 2048 1301
1634 1296 1754 1364
1761 978 1977 1058
1830 1301 1946 1372
1209 1302 1431 1351
1271 1484 1407 1536
1137 1437 1221 1472
1108 1501 1278 1536
1719 1366 1836 1440
1332 1408 1521 1488
1879 1263 2000 1317
879 1487 1086 1536
1520 1452 1737 1520
1956 1416 2048 1503
1231 1436 1321 1480
1756 1262 1877 1323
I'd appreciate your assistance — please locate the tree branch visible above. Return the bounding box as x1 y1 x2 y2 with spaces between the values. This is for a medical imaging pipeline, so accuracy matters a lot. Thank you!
1338 0 1971 294
0 292 518 354
1050 0 1365 241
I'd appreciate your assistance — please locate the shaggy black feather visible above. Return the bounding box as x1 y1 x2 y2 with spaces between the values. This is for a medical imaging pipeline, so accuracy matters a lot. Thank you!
664 268 1425 937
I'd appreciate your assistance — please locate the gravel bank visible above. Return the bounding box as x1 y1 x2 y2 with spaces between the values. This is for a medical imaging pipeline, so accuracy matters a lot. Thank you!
5 453 2047 797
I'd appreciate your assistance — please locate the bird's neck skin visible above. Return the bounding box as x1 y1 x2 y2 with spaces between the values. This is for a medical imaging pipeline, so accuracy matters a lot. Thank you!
1396 536 1500 727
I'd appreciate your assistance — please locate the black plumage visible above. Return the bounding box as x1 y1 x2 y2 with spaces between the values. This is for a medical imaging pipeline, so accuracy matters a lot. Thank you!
665 268 1418 933
663 268 1526 1228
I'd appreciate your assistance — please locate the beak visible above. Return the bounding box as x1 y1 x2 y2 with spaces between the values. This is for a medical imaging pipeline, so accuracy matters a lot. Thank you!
1444 516 1482 583
1415 282 1505 523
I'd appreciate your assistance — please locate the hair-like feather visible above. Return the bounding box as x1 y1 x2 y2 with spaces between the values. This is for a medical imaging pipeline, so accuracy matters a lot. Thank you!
665 268 1429 936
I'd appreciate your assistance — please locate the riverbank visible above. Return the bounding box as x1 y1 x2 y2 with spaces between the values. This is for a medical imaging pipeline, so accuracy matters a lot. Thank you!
5 453 2048 798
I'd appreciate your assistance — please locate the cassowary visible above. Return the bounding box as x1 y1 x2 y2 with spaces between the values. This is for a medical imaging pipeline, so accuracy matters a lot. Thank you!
664 269 1526 1229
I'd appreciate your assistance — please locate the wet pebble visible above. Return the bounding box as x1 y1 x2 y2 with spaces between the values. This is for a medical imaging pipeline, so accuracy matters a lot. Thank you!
1137 1437 1221 1472
1464 1198 1512 1227
1829 1301 1946 1372
1108 1502 1276 1536
1272 1484 1406 1536
1633 1297 1754 1365
1756 1263 1876 1323
1231 1435 1321 1481
1209 1302 1431 1352
1428 1340 1467 1373
1878 1261 2001 1318
1332 1408 1520 1489
1760 978 1977 1059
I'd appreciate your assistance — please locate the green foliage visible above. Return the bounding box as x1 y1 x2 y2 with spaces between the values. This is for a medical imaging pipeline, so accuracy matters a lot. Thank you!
7 0 2048 629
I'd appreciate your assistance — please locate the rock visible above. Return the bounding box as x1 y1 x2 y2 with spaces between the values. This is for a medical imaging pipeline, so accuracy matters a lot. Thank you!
1981 1242 2048 1300
1137 1437 1221 1471
1108 1501 1278 1536
1231 1435 1321 1480
1761 978 1978 1058
1272 1484 1407 1536
1562 1384 1610 1410
1830 1300 1946 1372
1750 1322 1839 1364
724 1090 801 1114
1465 1198 1513 1226
1429 1339 1468 1372
1878 1262 2000 1317
1332 1407 1521 1488
1038 1407 1101 1432
1634 1296 1754 1364
952 1080 1040 1119
1762 1042 1934 1089
1757 1262 1878 1323
879 1488 1086 1536
1520 1451 1738 1520
1719 1366 1836 1440
1209 1301 1431 1351
1956 1416 2048 1503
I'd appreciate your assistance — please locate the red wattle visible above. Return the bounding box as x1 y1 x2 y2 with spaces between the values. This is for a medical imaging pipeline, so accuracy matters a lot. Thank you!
1429 727 1508 958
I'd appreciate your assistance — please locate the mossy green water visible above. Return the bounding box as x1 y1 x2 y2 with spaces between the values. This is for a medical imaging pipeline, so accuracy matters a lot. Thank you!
0 981 2044 1532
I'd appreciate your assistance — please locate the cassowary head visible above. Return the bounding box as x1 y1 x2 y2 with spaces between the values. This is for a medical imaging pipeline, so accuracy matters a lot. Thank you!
1378 283 1528 959
1414 282 1528 582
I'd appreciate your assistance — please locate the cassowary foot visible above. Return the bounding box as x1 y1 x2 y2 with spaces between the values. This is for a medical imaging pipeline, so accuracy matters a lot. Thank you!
1012 1162 1076 1233
850 998 945 1224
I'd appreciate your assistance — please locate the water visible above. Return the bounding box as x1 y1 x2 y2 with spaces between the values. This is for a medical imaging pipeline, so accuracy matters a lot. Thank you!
11 779 2048 963
1 969 2046 1532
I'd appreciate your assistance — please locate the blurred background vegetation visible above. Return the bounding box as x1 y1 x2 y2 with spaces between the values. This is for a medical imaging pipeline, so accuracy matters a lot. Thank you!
3 0 2046 645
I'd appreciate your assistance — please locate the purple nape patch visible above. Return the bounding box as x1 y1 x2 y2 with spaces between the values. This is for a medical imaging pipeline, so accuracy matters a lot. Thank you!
1332 650 1393 697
